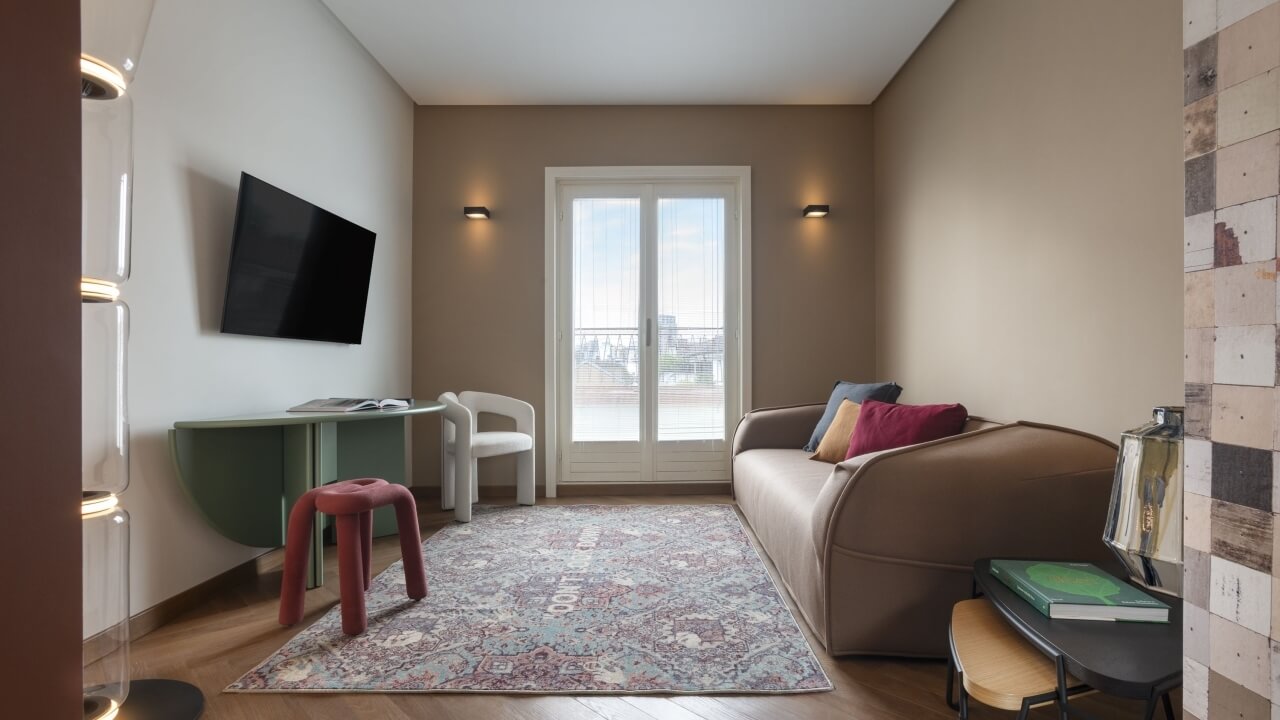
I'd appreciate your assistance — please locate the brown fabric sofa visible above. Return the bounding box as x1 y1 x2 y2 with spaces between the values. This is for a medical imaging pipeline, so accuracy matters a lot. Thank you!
732 403 1119 658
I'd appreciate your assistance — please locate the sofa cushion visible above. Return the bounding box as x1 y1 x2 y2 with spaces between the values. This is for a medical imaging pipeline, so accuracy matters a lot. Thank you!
810 400 862 463
846 400 968 458
803 381 903 451
733 448 833 639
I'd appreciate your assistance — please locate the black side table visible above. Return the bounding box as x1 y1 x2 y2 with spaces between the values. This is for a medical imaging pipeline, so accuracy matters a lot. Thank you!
962 559 1181 720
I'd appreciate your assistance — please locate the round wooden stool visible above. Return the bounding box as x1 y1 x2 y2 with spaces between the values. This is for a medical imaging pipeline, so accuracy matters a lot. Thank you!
278 478 428 635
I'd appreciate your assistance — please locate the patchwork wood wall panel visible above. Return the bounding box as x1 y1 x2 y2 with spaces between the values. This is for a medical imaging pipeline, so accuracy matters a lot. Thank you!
1188 94 1219 160
1219 3 1280 86
1188 490 1215 552
1190 0 1220 47
1188 437 1216 493
1184 0 1280 716
1274 399 1280 457
1216 130 1280 208
1208 613 1272 695
1188 211 1217 271
1217 69 1280 145
1213 262 1277 326
1188 328 1217 382
1190 152 1219 216
1221 0 1280 32
1215 196 1277 263
1212 383 1275 447
1188 382 1216 436
1186 656 1210 718
1187 602 1213 662
1207 556 1271 635
1211 442 1274 509
1189 545 1214 607
1209 500 1273 573
1188 35 1221 106
1213 323 1276 384
1208 668 1271 718
1187 270 1219 327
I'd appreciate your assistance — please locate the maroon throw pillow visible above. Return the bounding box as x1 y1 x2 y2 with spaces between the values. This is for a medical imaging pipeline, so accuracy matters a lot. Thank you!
846 399 969 459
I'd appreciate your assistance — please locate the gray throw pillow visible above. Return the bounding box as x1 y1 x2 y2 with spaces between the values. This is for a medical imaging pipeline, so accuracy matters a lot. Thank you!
803 381 903 452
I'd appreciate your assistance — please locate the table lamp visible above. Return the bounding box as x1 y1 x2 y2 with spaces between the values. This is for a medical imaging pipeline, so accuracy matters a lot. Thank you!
1102 406 1183 597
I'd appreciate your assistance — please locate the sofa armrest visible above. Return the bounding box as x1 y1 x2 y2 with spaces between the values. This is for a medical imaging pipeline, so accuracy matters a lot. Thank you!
732 403 825 456
812 421 1119 571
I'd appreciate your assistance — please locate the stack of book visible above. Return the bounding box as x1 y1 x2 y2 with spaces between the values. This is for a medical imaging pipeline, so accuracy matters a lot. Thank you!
990 559 1170 623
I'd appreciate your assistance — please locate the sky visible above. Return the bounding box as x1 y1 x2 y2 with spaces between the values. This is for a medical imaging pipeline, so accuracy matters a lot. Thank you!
572 196 725 331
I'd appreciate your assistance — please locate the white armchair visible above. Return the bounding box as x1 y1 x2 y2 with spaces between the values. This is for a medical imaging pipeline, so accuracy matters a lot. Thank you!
438 391 535 522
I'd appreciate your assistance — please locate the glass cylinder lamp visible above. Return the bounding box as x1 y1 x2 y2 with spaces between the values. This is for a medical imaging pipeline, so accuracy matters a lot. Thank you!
80 0 155 95
82 300 129 498
81 93 132 288
82 497 129 720
78 1 203 716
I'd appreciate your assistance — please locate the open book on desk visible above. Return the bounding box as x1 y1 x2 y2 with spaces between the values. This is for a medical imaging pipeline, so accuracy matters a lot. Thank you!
288 398 411 413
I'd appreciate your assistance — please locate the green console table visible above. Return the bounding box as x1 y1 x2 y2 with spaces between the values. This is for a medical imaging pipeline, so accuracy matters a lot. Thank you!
169 403 444 589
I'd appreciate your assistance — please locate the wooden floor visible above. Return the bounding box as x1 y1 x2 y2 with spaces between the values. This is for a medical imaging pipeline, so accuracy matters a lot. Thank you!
129 495 1179 719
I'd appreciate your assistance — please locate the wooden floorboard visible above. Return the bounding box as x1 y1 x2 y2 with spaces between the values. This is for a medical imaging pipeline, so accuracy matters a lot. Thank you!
127 495 1179 719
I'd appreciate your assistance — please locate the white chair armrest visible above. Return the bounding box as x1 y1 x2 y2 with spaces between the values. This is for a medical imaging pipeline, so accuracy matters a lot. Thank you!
458 391 535 436
438 392 474 448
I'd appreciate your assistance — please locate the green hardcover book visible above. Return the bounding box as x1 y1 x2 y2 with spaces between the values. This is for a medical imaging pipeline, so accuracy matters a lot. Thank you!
989 560 1170 623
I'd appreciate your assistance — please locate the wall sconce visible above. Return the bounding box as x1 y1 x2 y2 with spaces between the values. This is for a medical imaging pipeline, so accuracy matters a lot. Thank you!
464 206 491 220
803 205 829 218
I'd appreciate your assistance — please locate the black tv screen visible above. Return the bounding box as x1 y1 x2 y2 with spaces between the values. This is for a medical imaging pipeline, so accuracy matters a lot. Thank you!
220 173 376 344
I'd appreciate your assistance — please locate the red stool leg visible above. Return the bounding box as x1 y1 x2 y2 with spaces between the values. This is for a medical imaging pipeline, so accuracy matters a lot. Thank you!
335 513 368 635
278 492 318 626
360 510 373 591
390 486 428 600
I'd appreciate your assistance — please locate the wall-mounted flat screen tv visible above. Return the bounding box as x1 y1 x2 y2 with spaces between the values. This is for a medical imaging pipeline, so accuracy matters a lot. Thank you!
220 173 376 344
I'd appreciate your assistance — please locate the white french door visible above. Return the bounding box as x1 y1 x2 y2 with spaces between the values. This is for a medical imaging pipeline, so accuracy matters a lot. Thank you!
552 173 745 486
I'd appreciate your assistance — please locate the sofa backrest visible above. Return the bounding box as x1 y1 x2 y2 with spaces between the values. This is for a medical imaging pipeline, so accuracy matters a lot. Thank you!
962 416 1002 433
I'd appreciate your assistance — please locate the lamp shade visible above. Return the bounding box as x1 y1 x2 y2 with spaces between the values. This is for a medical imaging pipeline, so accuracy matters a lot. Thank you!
82 93 132 285
81 0 156 87
82 501 130 720
803 205 829 218
82 300 130 497
464 206 491 219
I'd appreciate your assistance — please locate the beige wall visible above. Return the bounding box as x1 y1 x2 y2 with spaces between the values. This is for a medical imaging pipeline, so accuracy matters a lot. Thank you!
126 0 413 613
873 0 1183 441
413 106 875 488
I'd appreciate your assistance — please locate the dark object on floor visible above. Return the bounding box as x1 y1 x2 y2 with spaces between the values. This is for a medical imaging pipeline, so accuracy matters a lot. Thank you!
116 679 204 720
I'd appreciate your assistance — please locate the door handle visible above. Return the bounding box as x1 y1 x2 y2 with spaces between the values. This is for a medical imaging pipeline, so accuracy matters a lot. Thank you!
645 318 652 347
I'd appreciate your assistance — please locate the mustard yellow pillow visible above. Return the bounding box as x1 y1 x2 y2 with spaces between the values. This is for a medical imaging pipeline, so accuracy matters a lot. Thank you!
810 399 861 463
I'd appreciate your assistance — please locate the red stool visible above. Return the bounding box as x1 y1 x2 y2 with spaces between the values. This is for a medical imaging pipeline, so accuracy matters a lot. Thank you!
278 478 428 635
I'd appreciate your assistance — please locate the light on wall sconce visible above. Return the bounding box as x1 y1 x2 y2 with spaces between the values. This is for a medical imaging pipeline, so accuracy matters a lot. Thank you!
464 206 491 220
803 205 830 218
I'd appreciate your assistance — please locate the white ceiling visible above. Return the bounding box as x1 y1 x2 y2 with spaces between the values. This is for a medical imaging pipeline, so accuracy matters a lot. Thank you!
320 0 954 105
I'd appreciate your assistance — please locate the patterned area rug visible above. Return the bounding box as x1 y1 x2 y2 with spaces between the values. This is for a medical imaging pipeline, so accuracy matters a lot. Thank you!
228 504 831 694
